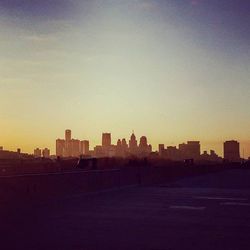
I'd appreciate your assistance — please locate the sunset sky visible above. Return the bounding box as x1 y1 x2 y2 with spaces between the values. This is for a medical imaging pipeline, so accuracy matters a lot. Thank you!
0 0 250 156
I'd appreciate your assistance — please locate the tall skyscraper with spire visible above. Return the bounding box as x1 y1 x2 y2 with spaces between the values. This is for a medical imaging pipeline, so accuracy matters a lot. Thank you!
129 132 138 155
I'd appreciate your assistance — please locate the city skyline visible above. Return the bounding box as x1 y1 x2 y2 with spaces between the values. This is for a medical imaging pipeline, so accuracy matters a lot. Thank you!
54 130 240 161
1 127 250 157
1 1 250 156
0 129 246 160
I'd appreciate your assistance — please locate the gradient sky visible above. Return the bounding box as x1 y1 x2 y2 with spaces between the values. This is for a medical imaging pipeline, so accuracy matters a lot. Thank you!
0 0 250 156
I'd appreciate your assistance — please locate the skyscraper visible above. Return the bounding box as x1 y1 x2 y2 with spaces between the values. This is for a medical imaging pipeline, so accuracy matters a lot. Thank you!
117 139 122 147
138 136 150 156
65 129 72 157
121 138 128 151
56 130 90 158
65 129 71 142
129 132 138 154
80 140 90 156
187 141 200 159
34 148 42 158
148 144 152 153
179 141 200 160
164 146 180 161
71 139 80 157
224 140 240 162
158 144 165 156
102 133 111 147
56 139 65 157
139 136 148 149
116 139 123 157
42 148 50 158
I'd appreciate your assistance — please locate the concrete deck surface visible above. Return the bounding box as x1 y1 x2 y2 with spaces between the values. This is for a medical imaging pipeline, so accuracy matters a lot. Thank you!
1 169 250 250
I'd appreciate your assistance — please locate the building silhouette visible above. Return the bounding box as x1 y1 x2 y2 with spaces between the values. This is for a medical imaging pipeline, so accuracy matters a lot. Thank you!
116 139 123 157
34 148 42 158
94 145 104 158
129 132 138 155
93 133 117 157
224 140 240 162
56 130 89 158
200 150 222 163
65 129 71 141
164 146 180 161
0 148 32 159
65 129 72 157
80 140 90 156
179 141 200 160
121 138 128 151
42 148 50 158
138 136 151 156
158 141 201 161
71 139 80 157
158 144 165 157
54 129 237 162
56 139 65 157
100 133 113 157
148 144 152 153
102 133 111 147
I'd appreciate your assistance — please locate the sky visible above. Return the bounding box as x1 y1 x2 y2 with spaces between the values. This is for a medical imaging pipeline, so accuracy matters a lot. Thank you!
0 0 250 156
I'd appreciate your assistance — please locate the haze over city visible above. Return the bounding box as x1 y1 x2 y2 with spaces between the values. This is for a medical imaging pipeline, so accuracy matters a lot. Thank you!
1 0 250 156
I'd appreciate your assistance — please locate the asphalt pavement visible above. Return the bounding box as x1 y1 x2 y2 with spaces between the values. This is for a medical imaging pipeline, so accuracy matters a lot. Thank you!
1 169 250 250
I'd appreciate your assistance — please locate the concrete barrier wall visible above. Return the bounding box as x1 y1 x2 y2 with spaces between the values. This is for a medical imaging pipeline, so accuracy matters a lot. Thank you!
0 169 126 203
0 165 225 204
